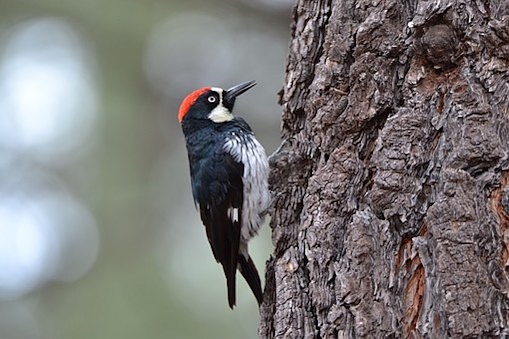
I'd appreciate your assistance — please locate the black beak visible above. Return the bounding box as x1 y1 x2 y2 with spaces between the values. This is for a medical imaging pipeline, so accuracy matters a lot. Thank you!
223 80 256 109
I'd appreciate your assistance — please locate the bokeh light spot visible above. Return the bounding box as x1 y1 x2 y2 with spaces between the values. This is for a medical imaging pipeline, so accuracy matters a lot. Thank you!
0 18 98 161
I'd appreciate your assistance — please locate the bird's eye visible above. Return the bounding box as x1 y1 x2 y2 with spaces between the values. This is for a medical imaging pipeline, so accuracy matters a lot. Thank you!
208 96 217 103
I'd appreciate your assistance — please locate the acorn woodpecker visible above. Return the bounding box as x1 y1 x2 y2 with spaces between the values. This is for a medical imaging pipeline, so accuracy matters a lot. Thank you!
178 81 270 308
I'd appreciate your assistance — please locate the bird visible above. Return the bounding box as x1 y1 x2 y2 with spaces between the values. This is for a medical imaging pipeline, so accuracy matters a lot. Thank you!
178 80 270 308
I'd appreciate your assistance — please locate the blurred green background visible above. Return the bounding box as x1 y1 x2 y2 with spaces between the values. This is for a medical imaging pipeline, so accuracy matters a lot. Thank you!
0 1 290 338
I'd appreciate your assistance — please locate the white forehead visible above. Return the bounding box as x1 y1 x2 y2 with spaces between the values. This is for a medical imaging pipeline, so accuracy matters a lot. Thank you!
210 87 223 94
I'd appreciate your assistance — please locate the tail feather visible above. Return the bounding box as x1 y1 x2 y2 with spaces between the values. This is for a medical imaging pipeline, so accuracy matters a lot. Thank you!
226 240 239 309
226 270 236 309
238 255 263 305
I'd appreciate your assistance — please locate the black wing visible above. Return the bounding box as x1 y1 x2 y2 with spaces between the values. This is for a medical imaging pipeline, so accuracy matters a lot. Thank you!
194 150 244 308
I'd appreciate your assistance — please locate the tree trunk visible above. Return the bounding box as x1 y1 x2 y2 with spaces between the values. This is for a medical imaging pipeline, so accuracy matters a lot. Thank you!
260 0 509 337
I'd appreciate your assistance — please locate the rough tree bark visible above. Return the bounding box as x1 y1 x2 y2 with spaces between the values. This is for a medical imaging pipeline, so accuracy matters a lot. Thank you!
259 0 509 338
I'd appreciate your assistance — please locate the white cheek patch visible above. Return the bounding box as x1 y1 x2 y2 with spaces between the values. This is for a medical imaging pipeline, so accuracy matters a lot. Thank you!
208 104 234 123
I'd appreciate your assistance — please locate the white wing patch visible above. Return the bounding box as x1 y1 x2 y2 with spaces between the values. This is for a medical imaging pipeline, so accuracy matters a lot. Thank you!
223 132 270 242
227 207 239 223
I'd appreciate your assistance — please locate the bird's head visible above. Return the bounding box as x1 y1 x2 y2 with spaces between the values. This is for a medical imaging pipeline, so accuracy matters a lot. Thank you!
178 81 256 124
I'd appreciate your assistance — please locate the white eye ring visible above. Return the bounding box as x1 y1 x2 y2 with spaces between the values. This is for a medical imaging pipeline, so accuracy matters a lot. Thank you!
208 96 216 103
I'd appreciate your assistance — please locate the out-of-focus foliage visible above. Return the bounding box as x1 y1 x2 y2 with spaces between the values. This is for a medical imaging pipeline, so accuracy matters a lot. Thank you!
0 1 291 338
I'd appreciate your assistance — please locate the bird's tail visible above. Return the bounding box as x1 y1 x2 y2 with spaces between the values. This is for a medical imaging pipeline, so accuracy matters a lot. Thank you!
226 269 236 309
226 243 238 309
238 254 263 305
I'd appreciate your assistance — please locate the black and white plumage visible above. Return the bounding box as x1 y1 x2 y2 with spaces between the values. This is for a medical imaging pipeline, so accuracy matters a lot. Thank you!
178 81 270 308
